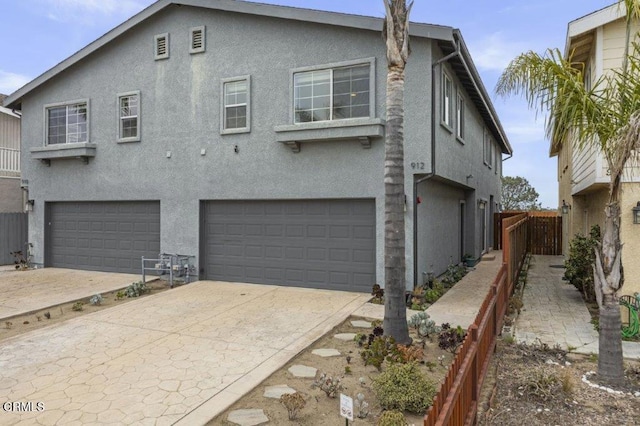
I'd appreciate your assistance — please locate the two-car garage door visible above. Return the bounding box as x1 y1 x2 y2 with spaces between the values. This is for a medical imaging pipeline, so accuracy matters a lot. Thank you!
46 201 160 274
202 199 376 293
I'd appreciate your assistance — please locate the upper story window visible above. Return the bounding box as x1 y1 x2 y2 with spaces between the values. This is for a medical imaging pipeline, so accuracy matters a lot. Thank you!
46 100 88 145
221 76 251 134
293 61 371 123
483 131 493 168
118 91 140 142
442 71 453 129
456 93 465 141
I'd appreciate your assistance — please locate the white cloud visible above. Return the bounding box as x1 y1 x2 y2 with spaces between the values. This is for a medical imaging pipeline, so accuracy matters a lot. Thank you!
41 0 148 24
468 32 530 72
0 70 31 96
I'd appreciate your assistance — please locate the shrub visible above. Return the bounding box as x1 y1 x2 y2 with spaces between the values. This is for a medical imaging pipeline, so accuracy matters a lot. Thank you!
312 373 343 398
373 362 436 414
438 324 466 353
72 302 84 312
441 263 467 287
90 294 104 306
564 225 600 303
361 335 395 371
407 312 440 338
371 284 384 304
377 410 408 426
125 281 149 298
280 392 306 420
508 295 523 315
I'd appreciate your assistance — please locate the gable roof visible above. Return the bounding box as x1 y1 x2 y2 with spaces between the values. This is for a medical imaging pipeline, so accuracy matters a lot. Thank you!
0 105 20 119
3 0 511 154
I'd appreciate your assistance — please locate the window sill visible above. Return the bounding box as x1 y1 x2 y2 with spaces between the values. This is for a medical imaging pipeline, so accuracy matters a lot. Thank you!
117 137 140 144
440 122 453 134
221 127 250 135
31 142 96 165
274 118 385 153
456 136 465 145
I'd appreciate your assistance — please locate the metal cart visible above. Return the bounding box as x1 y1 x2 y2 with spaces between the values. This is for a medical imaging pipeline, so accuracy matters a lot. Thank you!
142 253 196 288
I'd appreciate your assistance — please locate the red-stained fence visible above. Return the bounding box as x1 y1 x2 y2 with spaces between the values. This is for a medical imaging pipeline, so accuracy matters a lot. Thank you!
424 214 528 426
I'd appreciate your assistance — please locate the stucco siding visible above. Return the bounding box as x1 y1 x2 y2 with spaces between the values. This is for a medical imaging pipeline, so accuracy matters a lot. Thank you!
18 4 503 288
619 183 640 297
0 178 22 213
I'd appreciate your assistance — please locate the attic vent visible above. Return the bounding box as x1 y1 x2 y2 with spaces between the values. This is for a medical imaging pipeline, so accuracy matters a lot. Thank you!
154 33 169 60
190 26 205 54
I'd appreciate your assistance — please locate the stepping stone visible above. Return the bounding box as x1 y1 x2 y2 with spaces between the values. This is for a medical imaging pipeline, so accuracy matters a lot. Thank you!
334 333 356 341
351 320 372 328
263 385 296 399
227 409 269 426
312 348 341 357
288 365 317 378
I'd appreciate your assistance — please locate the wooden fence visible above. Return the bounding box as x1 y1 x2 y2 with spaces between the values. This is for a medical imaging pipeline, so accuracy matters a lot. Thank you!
424 213 528 425
494 211 562 256
0 212 28 265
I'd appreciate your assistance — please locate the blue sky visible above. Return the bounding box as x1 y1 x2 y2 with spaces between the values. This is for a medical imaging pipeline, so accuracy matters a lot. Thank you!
0 0 616 207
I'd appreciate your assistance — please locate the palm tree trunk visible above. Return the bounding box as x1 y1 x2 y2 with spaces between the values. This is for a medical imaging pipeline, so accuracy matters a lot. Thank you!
382 0 412 345
594 202 624 383
383 64 411 345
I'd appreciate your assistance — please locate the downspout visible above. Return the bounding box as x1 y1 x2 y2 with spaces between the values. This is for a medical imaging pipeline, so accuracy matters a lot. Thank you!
413 38 461 288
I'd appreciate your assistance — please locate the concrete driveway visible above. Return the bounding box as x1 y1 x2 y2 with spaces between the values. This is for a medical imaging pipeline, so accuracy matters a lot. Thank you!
0 281 370 425
0 268 140 320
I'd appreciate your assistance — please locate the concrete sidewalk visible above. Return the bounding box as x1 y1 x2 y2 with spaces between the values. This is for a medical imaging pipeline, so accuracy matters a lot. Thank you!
0 268 140 320
0 281 370 425
515 255 640 360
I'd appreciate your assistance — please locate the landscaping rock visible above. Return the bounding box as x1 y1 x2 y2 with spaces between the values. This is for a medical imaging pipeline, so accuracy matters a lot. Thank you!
333 333 356 341
263 385 296 399
288 365 317 378
350 320 372 328
227 409 269 426
312 348 341 357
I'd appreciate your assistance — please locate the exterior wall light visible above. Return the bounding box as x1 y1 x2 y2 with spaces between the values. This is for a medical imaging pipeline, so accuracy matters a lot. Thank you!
25 200 34 212
561 200 571 215
633 202 640 224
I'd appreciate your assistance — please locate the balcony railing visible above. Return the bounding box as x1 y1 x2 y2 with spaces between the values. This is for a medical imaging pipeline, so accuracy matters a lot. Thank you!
0 147 20 177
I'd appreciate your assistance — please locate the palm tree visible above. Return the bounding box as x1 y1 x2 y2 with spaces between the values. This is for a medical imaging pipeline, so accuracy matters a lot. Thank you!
382 0 413 345
496 0 640 385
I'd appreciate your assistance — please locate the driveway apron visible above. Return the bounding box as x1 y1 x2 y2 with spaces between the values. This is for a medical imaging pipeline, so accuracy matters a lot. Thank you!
0 281 370 425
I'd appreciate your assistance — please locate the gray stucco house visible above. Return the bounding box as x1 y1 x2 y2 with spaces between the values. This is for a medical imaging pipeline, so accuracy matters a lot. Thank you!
4 0 511 292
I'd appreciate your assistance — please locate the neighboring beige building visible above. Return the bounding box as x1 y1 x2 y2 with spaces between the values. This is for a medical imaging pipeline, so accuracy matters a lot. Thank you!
552 4 640 297
0 94 22 213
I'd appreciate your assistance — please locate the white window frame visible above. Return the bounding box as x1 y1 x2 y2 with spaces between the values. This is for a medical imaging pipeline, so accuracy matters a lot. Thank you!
290 57 375 125
441 70 453 130
117 90 141 143
43 99 90 146
456 92 465 142
220 75 251 135
154 33 169 60
190 26 205 54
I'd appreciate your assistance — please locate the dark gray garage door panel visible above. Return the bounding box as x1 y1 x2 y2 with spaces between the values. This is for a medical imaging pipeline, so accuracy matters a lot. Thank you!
203 199 375 292
47 201 160 274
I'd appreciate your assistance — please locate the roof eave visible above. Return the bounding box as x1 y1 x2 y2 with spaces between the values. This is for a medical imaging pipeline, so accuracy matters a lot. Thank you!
4 0 453 109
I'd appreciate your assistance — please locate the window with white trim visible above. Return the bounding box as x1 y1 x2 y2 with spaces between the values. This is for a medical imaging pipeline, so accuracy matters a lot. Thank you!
483 131 492 166
222 76 250 133
118 91 140 142
294 63 370 123
46 101 88 145
442 71 453 128
456 93 465 140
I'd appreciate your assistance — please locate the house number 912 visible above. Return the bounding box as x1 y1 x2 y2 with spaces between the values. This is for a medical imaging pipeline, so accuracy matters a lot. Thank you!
411 162 425 170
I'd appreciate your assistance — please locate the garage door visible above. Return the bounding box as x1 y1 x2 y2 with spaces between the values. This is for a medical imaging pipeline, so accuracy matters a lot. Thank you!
46 201 160 274
202 199 375 292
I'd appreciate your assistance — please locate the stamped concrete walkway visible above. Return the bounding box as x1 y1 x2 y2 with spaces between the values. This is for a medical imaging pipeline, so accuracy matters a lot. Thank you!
0 281 370 425
515 255 640 359
0 268 140 320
